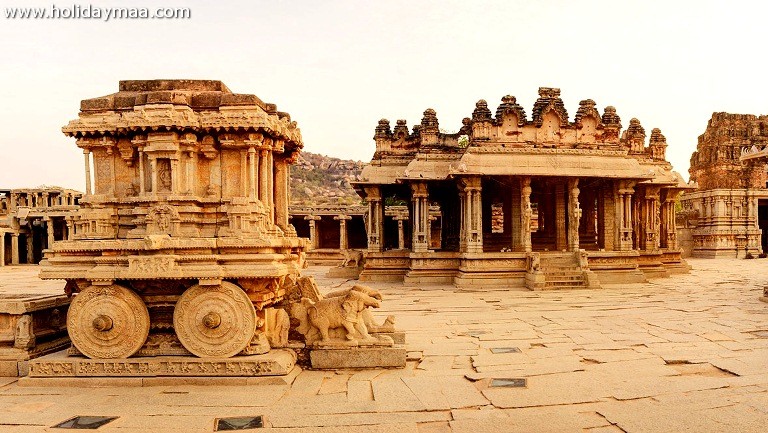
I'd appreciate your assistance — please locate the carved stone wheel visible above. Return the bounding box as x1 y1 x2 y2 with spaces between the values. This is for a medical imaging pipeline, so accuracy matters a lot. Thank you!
67 284 150 359
173 282 256 358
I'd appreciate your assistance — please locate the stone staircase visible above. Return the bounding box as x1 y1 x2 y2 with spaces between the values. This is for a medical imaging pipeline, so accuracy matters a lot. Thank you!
540 253 590 290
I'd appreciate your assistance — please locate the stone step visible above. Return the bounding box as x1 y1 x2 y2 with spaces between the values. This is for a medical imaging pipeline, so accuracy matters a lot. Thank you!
545 277 584 283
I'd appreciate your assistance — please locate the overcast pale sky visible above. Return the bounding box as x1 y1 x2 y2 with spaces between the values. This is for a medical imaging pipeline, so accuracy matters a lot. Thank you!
1 0 766 190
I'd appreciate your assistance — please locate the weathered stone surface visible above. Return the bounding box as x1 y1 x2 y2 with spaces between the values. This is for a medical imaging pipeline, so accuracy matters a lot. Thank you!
309 346 406 369
27 348 296 378
0 293 70 376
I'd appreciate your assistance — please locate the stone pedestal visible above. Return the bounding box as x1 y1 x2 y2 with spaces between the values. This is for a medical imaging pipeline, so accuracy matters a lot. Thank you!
26 348 296 378
0 294 70 376
326 266 363 279
309 346 406 369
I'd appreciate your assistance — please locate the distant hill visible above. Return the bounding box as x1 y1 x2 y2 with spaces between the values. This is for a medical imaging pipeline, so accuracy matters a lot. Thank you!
290 152 365 206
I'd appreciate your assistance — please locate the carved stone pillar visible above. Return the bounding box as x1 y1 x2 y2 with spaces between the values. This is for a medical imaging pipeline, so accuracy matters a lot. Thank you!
240 150 248 197
568 179 581 251
186 150 195 194
304 215 321 249
640 188 660 251
26 233 34 264
460 177 483 253
150 158 158 197
521 177 532 253
268 151 275 222
44 216 54 249
365 186 383 252
83 149 92 195
274 158 289 230
0 232 5 266
66 217 73 241
248 147 257 199
42 192 49 208
334 214 352 250
616 181 635 251
411 182 430 253
259 149 269 208
555 182 567 251
11 233 19 265
138 148 146 194
393 213 409 250
427 213 437 249
170 158 180 194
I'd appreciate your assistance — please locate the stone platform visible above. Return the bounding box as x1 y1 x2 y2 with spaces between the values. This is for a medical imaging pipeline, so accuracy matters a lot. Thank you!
326 265 363 279
25 348 296 380
0 261 767 432
310 346 406 369
0 290 70 376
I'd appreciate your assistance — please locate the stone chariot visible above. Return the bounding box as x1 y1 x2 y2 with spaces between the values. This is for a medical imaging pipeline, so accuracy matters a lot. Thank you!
39 80 307 361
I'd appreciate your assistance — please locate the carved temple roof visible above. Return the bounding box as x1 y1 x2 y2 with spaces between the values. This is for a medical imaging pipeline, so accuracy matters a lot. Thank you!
358 87 687 189
62 80 303 149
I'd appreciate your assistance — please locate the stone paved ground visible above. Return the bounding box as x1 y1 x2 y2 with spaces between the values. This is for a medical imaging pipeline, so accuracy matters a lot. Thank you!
0 258 767 432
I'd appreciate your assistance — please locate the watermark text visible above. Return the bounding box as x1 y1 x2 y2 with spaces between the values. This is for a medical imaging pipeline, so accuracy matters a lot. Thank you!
5 4 192 21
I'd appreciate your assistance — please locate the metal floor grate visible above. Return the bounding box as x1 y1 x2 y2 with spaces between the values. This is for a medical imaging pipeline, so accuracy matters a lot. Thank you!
215 415 264 430
52 416 118 429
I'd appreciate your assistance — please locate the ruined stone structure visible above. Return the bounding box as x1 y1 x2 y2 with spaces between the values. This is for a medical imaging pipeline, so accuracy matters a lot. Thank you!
0 188 81 266
355 88 690 289
0 294 70 376
681 113 768 258
35 80 308 375
289 204 368 265
288 204 442 266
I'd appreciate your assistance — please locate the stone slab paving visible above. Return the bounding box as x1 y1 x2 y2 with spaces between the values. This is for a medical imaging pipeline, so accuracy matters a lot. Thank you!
0 258 766 432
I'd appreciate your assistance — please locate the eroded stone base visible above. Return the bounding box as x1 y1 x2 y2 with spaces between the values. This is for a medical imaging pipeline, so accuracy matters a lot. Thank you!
326 266 362 279
27 348 296 378
309 346 406 369
0 293 71 376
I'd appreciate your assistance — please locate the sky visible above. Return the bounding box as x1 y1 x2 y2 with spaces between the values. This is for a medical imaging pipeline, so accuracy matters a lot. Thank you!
1 0 767 190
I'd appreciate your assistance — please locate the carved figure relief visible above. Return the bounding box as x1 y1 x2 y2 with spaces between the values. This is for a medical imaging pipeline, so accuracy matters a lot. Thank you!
157 159 172 192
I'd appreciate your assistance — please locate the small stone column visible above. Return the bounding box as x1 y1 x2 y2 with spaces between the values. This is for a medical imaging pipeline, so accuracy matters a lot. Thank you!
521 177 533 253
11 233 19 265
26 233 34 264
568 179 581 251
411 182 430 253
42 192 49 208
640 188 660 251
393 213 409 250
44 216 54 249
460 177 483 253
267 151 275 222
259 149 270 208
0 231 5 266
334 214 352 250
170 158 180 194
616 181 635 251
66 217 74 241
150 158 158 197
138 148 146 194
83 149 92 195
555 182 567 251
274 158 289 230
304 215 321 249
365 186 384 252
240 150 248 197
248 147 257 199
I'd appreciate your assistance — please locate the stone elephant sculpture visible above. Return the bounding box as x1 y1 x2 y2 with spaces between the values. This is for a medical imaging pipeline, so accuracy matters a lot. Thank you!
300 289 381 344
